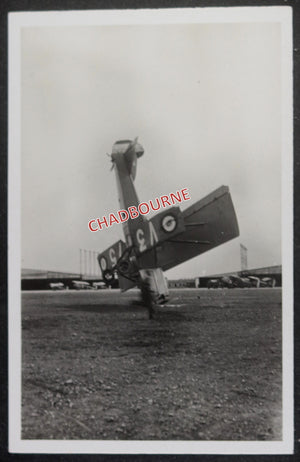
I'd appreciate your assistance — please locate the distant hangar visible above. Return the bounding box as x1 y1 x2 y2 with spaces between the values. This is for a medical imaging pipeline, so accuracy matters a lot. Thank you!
22 265 282 290
169 265 282 288
22 268 83 290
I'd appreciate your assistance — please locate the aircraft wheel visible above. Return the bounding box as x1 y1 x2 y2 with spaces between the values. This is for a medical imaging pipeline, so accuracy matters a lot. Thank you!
118 260 130 273
103 269 115 285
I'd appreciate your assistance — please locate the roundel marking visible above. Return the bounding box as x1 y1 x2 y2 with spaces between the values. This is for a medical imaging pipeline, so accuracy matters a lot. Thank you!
100 256 107 271
161 214 177 233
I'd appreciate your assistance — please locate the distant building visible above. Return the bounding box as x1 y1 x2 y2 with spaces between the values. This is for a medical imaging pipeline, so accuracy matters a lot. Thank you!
197 265 282 288
21 268 108 290
168 278 196 288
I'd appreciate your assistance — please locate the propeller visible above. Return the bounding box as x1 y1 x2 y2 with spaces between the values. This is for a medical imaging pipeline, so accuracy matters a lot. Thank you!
106 152 115 171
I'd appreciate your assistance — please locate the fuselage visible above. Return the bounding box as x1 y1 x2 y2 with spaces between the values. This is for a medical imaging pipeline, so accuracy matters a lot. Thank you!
111 139 146 246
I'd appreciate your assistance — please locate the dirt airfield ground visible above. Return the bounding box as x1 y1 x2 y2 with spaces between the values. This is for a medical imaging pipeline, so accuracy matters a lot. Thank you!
22 288 282 441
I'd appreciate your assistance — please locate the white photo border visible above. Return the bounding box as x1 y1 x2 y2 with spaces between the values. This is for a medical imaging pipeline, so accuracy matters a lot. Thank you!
8 6 294 454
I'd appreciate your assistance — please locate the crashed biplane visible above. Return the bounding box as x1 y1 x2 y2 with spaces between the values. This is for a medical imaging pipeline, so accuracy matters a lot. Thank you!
97 138 239 311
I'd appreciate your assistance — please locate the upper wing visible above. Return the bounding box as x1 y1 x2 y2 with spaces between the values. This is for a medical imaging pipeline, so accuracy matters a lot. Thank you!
147 186 239 271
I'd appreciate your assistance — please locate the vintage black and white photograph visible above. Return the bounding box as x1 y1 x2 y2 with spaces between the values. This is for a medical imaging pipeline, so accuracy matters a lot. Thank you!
8 6 293 454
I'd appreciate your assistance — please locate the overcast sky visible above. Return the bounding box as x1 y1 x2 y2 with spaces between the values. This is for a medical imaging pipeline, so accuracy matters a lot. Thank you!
20 19 282 278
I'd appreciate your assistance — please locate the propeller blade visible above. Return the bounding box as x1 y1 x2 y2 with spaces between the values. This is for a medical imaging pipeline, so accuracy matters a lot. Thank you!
124 137 138 155
105 151 115 171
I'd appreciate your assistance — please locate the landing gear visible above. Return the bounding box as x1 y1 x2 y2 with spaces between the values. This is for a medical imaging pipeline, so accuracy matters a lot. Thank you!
102 269 115 287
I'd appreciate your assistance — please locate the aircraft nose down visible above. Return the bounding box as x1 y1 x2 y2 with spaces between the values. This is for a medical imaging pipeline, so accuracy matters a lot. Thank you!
98 139 239 318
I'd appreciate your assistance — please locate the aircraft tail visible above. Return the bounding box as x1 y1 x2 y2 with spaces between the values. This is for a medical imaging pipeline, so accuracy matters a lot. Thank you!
112 138 144 180
110 138 146 243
